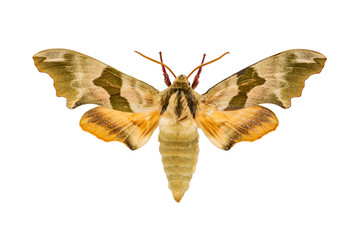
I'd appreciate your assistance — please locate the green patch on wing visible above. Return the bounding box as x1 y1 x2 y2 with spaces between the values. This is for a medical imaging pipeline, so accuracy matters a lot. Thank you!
225 67 266 110
93 67 132 112
33 54 81 108
278 53 327 107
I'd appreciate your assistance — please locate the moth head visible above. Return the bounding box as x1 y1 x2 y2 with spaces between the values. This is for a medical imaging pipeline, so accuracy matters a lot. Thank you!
135 51 229 89
174 74 190 85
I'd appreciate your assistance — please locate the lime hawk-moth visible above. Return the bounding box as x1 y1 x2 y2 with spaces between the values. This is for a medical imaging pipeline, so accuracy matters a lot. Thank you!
33 49 326 202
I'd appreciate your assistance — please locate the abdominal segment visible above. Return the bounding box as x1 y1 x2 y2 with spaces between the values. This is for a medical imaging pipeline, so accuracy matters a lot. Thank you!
158 126 199 202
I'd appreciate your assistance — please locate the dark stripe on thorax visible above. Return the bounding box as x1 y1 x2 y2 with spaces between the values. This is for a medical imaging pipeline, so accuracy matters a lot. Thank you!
161 88 198 118
175 90 183 118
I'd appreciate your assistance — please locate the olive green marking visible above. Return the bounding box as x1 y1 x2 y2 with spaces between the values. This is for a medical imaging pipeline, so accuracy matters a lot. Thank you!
93 67 132 112
266 93 285 108
225 67 266 110
279 54 326 104
34 54 81 108
34 55 73 70
109 95 132 112
314 57 326 66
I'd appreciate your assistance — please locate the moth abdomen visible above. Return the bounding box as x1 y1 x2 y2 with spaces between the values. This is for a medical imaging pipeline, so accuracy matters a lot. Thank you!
158 128 199 202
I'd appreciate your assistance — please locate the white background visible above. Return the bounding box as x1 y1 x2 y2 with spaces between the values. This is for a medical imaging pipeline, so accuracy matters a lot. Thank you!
1 0 359 239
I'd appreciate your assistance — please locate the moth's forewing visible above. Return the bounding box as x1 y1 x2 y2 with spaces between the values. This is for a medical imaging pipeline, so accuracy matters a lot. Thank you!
33 49 160 112
33 49 162 151
200 49 326 111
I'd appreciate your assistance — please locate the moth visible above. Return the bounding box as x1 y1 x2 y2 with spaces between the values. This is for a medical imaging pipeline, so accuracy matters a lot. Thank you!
33 49 326 202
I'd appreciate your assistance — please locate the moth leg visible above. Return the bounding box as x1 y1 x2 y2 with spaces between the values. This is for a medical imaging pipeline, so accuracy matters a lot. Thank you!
159 51 171 86
191 54 206 89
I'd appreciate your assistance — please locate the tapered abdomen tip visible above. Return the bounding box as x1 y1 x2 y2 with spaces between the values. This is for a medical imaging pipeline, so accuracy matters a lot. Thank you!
172 191 185 202
169 181 188 202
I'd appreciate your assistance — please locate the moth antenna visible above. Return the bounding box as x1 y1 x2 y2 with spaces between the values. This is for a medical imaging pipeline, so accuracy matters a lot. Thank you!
159 52 171 86
135 51 177 79
187 52 230 80
191 53 206 89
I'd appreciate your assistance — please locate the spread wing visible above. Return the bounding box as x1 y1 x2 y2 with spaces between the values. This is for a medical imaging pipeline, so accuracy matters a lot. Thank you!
33 49 160 112
200 49 326 110
80 106 160 150
196 105 278 150
34 49 162 150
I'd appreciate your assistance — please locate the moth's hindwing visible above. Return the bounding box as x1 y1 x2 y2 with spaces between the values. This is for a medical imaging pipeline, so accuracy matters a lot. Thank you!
80 106 160 150
33 49 160 112
200 49 326 110
196 105 279 150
